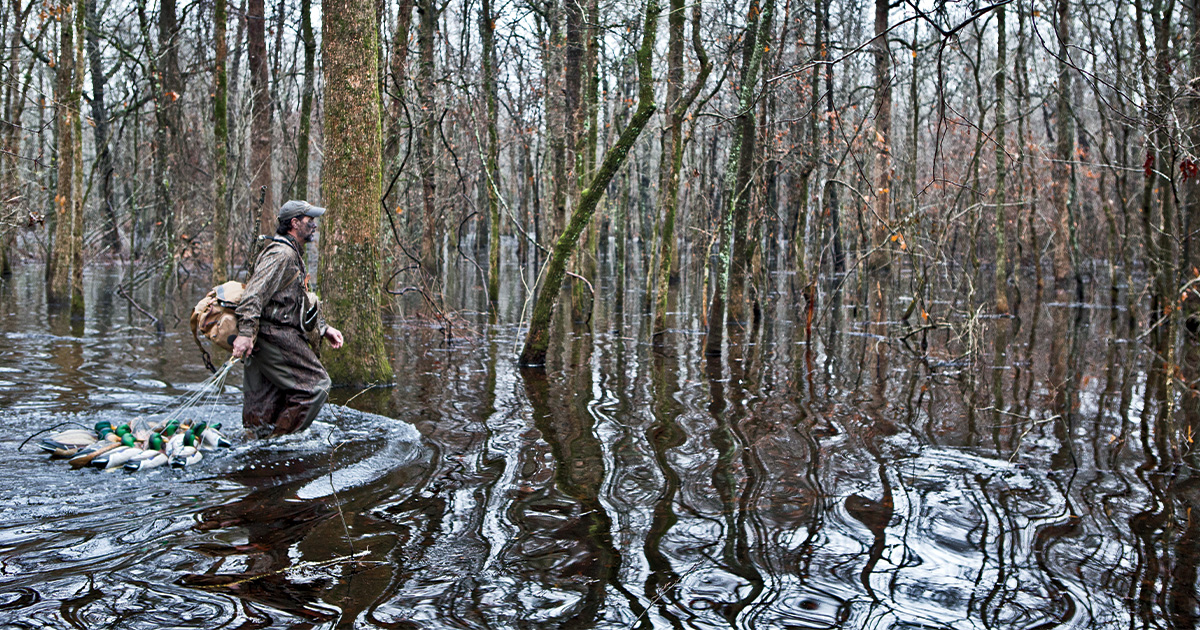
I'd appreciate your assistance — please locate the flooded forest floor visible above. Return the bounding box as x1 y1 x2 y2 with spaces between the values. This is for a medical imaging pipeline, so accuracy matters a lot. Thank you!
0 247 1194 630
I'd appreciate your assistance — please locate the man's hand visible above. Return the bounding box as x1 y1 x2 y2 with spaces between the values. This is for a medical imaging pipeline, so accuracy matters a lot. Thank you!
231 335 254 359
324 326 344 349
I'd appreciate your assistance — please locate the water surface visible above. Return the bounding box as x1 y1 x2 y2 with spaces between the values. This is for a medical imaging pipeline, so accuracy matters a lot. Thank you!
0 260 1190 629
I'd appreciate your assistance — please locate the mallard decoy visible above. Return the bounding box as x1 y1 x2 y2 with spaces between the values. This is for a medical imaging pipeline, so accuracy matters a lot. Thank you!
68 424 131 469
169 430 203 468
89 431 145 470
38 420 115 457
194 422 232 451
123 434 168 472
38 428 99 458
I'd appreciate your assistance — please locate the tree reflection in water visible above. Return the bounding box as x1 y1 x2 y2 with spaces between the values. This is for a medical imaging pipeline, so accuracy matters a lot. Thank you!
0 265 1196 628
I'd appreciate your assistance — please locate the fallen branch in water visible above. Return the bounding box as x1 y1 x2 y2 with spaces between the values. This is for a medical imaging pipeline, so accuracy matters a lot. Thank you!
186 550 378 589
116 284 162 332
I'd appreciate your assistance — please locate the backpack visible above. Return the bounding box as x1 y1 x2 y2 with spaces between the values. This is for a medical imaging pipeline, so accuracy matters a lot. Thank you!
191 281 245 371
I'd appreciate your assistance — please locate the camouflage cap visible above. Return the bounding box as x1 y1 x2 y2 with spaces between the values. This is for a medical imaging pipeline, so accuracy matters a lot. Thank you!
278 200 326 222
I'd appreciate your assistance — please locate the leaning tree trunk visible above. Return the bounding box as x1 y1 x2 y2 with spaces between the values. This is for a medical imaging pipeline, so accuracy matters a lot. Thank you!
212 0 230 282
704 0 773 357
518 0 660 366
320 0 394 386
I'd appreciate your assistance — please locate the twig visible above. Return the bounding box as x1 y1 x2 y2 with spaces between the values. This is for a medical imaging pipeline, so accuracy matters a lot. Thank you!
323 385 379 559
117 284 162 332
18 421 89 450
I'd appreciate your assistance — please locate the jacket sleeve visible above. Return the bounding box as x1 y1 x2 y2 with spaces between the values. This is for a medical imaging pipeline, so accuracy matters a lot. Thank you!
235 245 291 342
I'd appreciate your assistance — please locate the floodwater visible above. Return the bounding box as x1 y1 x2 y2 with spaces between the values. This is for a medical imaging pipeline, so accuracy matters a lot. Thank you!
0 252 1194 629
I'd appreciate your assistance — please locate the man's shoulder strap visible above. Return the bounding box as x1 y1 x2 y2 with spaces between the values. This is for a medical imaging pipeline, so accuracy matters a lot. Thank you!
265 235 306 280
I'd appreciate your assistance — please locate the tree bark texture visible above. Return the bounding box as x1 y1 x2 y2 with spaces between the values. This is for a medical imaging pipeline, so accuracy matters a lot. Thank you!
1051 0 1074 288
212 0 230 282
416 0 440 274
482 0 501 309
726 0 763 326
48 0 78 308
994 4 1009 313
85 0 116 254
320 0 394 385
868 0 891 272
249 0 274 233
295 0 316 199
704 0 773 357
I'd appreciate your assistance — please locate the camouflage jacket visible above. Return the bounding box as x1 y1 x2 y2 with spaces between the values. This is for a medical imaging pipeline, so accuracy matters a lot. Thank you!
235 236 326 343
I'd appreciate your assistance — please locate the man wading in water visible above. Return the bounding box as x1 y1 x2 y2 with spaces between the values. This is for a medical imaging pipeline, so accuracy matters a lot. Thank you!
232 200 344 438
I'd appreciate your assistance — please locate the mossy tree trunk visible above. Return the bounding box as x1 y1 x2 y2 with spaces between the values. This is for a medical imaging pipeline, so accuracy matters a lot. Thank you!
704 0 773 357
651 0 710 336
725 0 762 327
212 0 230 283
519 0 660 366
320 0 394 386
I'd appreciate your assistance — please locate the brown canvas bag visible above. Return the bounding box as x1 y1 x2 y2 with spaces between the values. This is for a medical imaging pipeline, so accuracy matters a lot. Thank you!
190 281 245 370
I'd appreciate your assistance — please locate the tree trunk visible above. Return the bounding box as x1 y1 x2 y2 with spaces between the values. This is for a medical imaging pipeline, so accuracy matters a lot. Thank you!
567 0 594 322
794 0 823 285
383 0 413 170
248 0 274 233
1150 0 1178 357
85 0 116 254
68 0 83 314
1 0 33 277
726 0 763 326
482 0 500 310
415 0 440 274
212 0 230 282
1051 0 1074 289
704 0 773 357
48 0 78 308
519 0 659 366
320 0 394 386
994 3 1009 313
543 0 565 240
295 0 316 200
868 0 891 272
158 0 181 257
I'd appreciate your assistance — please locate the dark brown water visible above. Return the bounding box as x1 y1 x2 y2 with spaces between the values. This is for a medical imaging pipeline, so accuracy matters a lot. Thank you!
0 256 1192 629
